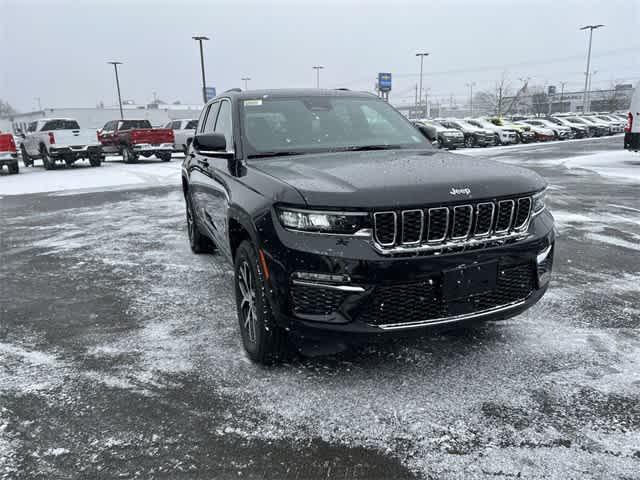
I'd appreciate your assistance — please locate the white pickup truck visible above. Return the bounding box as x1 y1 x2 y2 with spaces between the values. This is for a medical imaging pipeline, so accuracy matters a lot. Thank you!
165 119 198 154
20 118 103 170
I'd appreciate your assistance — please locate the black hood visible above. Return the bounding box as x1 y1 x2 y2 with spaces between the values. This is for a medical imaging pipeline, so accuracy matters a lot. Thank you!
251 149 546 209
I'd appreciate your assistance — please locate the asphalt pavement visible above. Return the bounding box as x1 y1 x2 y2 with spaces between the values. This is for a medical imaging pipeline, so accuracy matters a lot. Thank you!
1 137 638 479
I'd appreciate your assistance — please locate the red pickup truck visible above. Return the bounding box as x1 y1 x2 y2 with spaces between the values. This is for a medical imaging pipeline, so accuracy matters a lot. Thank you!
0 132 19 174
98 119 174 163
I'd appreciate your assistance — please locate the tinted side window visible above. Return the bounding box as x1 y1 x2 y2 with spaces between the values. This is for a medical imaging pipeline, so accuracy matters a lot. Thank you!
203 103 220 133
186 120 198 130
171 121 182 129
214 100 233 149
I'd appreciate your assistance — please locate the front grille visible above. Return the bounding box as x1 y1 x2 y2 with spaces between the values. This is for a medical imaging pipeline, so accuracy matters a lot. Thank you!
373 195 533 252
291 283 347 316
359 262 536 327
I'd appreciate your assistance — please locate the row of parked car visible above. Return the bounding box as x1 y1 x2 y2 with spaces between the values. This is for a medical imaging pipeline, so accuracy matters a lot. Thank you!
0 117 203 174
0 108 630 174
414 112 629 150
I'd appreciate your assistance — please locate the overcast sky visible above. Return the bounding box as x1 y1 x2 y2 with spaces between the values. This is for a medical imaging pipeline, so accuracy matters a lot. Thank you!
2 0 639 112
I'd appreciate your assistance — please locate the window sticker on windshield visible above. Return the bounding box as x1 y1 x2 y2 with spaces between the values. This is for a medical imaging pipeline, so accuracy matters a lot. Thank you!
244 99 262 106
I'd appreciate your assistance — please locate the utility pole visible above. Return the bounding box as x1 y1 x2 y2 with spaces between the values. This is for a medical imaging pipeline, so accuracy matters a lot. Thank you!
312 66 324 88
559 81 567 113
241 77 251 90
466 82 475 117
414 84 418 118
415 52 429 119
192 35 210 103
107 61 124 120
34 97 42 111
580 24 604 113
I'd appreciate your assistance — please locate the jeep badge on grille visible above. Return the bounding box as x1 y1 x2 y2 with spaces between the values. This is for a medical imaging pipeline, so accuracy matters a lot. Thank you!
449 187 471 196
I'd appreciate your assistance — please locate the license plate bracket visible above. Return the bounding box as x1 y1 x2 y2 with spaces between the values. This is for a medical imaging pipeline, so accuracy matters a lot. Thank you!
442 261 498 301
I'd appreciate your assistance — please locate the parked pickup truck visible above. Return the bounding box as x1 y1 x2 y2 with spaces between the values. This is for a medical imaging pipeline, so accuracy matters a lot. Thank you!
98 119 174 162
182 88 554 364
0 132 19 174
165 119 198 154
20 118 103 169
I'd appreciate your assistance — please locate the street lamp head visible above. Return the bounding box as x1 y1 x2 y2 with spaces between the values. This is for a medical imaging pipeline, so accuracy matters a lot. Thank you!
192 36 210 41
415 52 430 57
580 24 605 30
107 61 123 65
312 65 324 70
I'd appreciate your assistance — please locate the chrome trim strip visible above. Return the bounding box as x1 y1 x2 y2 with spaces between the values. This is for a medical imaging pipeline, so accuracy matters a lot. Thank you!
375 299 527 330
291 280 365 292
374 211 397 246
495 199 515 234
474 202 495 237
514 197 532 230
536 244 553 264
371 230 530 255
426 207 449 243
451 204 473 240
401 209 424 245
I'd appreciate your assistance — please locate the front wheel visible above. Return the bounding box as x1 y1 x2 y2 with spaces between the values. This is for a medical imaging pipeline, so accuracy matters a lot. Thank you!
21 145 33 167
8 162 19 174
234 240 288 364
494 134 502 146
158 152 172 162
122 147 138 164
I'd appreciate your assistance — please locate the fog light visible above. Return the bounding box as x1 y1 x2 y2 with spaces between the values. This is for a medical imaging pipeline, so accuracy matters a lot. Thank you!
536 245 553 287
292 272 351 283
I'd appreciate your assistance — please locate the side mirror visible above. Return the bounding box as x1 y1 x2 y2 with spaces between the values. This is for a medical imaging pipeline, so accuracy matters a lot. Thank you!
193 133 230 156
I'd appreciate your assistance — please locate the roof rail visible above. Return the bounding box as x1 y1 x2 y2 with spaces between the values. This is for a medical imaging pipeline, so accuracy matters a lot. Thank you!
224 88 242 93
335 88 350 91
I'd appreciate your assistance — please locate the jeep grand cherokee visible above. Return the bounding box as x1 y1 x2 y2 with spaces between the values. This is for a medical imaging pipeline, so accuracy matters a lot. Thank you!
181 89 555 364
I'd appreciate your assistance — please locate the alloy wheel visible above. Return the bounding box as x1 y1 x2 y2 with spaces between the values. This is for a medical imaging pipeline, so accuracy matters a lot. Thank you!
237 260 257 344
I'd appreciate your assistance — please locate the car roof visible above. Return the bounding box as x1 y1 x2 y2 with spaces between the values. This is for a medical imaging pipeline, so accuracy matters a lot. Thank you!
211 88 376 102
37 118 78 122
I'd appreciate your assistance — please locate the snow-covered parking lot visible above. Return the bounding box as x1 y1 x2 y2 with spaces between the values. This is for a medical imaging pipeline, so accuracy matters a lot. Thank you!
1 137 639 479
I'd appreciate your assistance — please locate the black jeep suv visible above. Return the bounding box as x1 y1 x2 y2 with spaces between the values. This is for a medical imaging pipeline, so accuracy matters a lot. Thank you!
182 89 555 364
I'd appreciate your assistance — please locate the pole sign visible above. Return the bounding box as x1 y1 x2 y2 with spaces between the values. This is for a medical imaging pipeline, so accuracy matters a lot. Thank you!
378 73 392 92
205 87 217 101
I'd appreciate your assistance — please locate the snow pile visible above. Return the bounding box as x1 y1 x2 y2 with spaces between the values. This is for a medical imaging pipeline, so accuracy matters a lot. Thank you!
0 156 181 196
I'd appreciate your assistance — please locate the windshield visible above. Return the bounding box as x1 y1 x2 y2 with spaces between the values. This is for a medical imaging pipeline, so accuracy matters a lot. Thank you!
185 120 198 129
240 95 429 157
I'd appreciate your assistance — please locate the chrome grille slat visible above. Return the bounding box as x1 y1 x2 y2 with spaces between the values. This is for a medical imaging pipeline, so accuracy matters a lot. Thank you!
373 195 534 253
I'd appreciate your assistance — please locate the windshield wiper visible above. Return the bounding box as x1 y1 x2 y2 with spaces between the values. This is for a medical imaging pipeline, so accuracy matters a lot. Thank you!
248 151 306 159
341 144 403 151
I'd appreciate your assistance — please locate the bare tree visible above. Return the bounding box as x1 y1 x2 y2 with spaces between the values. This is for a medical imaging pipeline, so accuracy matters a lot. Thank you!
475 73 513 117
593 82 632 112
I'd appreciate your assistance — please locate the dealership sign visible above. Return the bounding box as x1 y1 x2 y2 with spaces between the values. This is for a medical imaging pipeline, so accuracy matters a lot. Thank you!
378 73 392 92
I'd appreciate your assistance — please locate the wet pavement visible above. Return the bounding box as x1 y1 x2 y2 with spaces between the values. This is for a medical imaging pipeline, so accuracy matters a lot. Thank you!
1 137 639 479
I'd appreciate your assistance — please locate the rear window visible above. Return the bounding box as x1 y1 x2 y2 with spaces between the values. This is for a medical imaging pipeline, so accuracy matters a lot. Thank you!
41 120 81 130
186 120 198 129
118 120 152 130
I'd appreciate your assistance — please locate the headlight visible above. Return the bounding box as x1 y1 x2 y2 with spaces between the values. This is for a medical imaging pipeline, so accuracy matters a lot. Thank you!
277 207 369 234
532 189 547 215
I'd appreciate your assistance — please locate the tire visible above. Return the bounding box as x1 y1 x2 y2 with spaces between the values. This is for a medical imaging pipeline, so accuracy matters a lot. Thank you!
234 240 288 364
40 145 54 170
89 153 101 167
8 162 19 174
494 134 502 146
183 145 189 156
437 138 444 149
21 145 33 167
158 152 172 162
122 146 138 164
185 194 212 254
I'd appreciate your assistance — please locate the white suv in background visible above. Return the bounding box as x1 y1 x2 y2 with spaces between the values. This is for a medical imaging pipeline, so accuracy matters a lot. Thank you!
165 119 198 154
466 118 518 145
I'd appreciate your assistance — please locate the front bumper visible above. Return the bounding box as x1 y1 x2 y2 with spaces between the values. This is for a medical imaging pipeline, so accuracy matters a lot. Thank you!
132 143 173 153
441 136 465 148
256 209 555 339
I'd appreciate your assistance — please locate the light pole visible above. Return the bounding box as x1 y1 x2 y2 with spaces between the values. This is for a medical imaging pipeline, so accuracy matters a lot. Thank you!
34 97 42 111
466 82 475 117
580 24 604 113
192 36 210 103
559 81 567 113
241 77 251 90
415 52 429 118
312 66 324 88
107 61 124 120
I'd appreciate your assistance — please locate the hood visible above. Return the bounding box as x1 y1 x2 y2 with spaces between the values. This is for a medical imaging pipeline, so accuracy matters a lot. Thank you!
251 149 546 209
